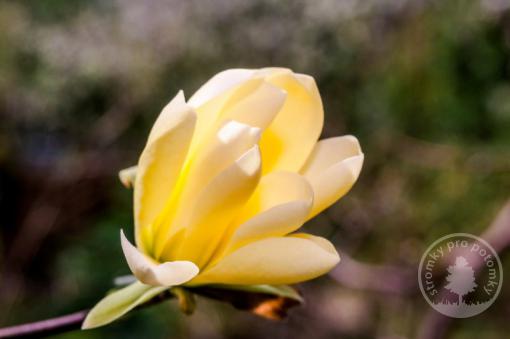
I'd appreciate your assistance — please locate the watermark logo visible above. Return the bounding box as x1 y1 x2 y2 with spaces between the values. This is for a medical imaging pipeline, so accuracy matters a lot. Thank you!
418 233 502 318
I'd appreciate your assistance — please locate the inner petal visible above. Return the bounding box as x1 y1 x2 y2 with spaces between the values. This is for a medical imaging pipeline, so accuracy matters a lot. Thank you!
207 171 314 266
152 121 261 260
160 146 262 267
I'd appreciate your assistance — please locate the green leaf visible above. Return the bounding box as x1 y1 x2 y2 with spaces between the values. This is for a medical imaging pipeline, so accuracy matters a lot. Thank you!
82 282 168 329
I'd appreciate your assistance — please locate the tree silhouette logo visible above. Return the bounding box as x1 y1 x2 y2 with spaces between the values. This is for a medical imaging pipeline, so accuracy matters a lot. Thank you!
418 233 503 318
444 256 477 305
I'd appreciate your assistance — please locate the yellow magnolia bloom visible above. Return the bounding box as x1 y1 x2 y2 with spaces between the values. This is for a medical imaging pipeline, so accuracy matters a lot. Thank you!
121 67 363 286
83 68 363 328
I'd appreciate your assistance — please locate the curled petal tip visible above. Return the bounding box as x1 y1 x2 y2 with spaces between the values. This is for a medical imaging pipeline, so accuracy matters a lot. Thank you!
118 166 138 188
120 230 199 286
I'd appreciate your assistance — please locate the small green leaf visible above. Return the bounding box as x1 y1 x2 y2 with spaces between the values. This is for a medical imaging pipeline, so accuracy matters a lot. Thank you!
82 282 168 329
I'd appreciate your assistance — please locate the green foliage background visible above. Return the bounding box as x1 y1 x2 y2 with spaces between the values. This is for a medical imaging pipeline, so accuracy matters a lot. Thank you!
1 1 509 338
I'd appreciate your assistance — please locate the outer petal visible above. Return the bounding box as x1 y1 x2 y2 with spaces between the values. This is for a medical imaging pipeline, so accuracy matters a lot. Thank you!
221 172 314 254
189 76 286 155
220 81 287 130
134 92 196 251
160 146 262 266
189 77 264 153
300 135 364 218
191 234 339 285
259 70 324 173
294 73 322 102
188 69 256 108
118 165 137 188
121 230 199 286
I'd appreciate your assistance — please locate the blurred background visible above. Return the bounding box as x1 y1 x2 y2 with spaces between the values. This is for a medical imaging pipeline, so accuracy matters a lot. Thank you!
1 0 510 338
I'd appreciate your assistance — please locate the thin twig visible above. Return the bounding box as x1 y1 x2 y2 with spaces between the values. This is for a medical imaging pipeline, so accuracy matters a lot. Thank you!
0 310 88 339
0 290 174 338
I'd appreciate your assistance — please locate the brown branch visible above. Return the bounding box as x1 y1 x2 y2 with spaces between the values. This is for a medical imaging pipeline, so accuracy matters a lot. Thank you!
0 310 88 339
0 289 175 338
329 199 510 339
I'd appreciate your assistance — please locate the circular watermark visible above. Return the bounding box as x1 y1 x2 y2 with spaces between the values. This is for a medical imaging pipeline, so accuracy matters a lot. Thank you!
418 233 503 318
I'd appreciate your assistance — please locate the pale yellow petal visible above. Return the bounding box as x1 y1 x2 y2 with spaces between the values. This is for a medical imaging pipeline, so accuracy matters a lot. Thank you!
134 92 196 252
196 120 261 183
294 73 321 102
183 120 261 199
118 165 137 188
153 121 261 257
301 136 363 218
188 69 256 108
160 146 262 267
290 232 339 254
220 81 287 129
189 77 265 152
259 71 324 173
147 91 188 144
120 230 198 286
191 234 339 285
255 67 292 77
223 172 314 253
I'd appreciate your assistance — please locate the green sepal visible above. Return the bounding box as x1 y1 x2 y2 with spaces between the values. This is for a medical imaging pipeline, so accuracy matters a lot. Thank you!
189 284 303 320
199 284 303 302
82 282 168 329
171 286 196 315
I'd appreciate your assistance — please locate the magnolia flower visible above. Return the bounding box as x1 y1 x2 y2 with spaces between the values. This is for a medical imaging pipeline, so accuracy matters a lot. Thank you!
84 68 363 328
